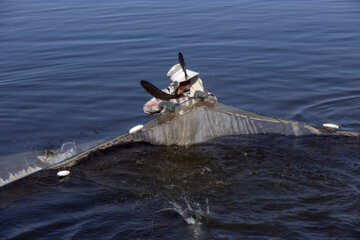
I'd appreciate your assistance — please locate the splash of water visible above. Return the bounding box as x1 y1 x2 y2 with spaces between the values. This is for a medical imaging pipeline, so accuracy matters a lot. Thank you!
37 142 76 165
159 197 210 225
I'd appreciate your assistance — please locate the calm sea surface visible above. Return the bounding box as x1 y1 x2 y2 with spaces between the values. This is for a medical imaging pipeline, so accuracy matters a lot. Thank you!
1 0 360 239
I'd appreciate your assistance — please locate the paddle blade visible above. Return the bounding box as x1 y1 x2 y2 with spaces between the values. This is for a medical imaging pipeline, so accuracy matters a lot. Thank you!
140 80 179 100
178 52 188 79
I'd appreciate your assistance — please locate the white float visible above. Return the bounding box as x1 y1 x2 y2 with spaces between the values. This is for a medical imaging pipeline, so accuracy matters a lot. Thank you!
322 123 339 130
129 124 143 134
57 170 70 177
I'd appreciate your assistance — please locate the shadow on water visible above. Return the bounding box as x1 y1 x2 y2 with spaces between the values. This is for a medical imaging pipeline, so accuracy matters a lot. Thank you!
2 135 359 239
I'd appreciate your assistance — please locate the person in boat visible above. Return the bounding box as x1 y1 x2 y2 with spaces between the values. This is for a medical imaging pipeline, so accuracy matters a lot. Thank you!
143 64 217 114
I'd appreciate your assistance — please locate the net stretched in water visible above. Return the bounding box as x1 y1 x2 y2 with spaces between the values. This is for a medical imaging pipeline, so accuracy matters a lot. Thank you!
39 99 360 167
1 99 359 187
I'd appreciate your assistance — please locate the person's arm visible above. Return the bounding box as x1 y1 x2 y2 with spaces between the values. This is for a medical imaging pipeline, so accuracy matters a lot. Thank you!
193 89 218 101
205 90 217 101
143 97 162 114
143 88 173 114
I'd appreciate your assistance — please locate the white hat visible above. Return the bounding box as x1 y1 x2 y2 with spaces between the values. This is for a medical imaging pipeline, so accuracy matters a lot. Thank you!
167 64 199 83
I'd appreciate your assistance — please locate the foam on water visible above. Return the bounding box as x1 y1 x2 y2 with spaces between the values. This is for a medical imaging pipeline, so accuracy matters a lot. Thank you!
0 165 42 187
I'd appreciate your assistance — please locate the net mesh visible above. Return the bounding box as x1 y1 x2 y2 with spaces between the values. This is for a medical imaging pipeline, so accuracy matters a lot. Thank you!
1 99 358 187
55 99 359 168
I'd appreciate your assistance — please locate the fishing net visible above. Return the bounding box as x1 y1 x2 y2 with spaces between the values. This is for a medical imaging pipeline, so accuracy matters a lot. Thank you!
1 99 358 187
54 98 359 167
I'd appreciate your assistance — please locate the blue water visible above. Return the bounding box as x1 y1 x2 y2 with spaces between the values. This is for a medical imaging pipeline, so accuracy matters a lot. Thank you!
1 0 360 239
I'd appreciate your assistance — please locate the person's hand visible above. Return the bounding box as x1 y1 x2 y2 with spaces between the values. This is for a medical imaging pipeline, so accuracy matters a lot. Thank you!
193 90 206 99
158 101 176 112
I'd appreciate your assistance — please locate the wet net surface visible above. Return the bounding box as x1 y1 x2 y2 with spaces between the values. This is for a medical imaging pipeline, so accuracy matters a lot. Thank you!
133 99 358 146
1 99 359 187
55 98 359 168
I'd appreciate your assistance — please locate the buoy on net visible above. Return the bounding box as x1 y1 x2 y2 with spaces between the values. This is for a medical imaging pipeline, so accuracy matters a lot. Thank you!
57 170 70 177
129 125 143 134
322 123 339 130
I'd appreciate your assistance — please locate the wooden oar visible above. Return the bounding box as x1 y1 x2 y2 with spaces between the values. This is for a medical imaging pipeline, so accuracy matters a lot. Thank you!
140 80 181 100
178 52 188 80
